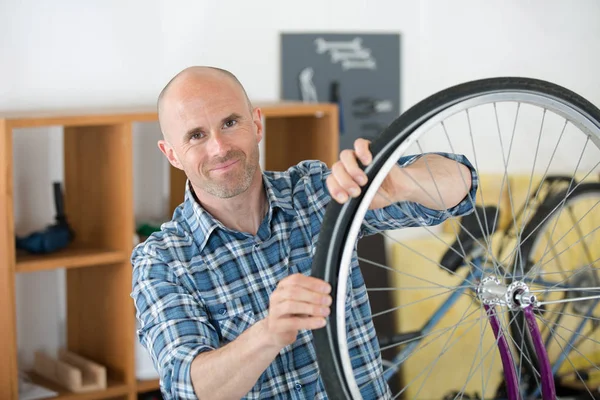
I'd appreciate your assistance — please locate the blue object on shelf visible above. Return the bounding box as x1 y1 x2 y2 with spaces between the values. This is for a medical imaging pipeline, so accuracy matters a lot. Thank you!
16 182 74 254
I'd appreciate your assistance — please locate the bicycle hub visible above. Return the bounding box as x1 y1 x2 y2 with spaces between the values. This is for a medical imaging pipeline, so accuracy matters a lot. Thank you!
477 276 538 309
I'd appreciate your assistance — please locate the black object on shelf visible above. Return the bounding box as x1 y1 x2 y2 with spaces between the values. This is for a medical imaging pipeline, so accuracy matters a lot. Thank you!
139 390 163 400
16 182 74 254
329 81 345 135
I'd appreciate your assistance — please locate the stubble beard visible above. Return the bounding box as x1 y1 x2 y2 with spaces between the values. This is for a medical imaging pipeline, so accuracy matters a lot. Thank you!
202 146 260 199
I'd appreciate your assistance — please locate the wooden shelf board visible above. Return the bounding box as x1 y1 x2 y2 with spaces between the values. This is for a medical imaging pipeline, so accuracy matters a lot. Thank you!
0 101 335 128
136 378 160 393
16 247 127 273
259 101 336 118
26 373 128 400
1 108 157 128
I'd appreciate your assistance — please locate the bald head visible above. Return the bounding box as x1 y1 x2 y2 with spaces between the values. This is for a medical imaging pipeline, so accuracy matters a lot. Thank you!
157 66 253 139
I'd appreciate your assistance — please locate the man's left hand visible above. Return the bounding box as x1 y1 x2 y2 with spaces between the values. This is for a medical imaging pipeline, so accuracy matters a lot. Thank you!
326 138 403 209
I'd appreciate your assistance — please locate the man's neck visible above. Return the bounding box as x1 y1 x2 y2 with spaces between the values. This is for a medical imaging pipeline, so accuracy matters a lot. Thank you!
192 172 268 236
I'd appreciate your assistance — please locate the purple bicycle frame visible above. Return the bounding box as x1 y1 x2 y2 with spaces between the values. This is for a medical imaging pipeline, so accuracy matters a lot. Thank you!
485 304 555 400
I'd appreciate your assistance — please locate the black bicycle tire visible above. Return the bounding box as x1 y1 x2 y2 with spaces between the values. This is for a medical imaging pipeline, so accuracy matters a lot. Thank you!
510 182 600 394
310 77 600 400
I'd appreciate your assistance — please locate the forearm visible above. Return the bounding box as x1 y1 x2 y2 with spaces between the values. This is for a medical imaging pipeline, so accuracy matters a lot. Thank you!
398 154 472 210
190 319 280 400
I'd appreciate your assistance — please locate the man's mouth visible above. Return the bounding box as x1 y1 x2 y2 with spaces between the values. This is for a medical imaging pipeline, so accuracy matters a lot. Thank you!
210 159 239 172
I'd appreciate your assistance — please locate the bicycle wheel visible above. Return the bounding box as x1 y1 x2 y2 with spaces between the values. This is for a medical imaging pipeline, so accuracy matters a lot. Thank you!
511 182 600 398
311 77 600 399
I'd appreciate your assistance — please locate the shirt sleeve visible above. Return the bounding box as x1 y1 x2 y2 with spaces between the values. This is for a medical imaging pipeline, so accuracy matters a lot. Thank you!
361 152 479 235
299 153 478 235
131 242 218 400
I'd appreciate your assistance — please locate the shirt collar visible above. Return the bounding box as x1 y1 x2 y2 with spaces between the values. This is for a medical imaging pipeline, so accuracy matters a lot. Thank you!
262 171 296 217
182 172 296 251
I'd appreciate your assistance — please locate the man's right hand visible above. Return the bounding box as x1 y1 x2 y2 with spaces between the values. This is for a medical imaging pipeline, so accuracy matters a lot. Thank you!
265 273 332 348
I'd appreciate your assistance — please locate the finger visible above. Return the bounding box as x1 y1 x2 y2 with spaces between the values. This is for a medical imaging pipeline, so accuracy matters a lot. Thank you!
326 174 348 203
270 299 330 319
340 149 368 187
272 284 332 306
278 273 332 294
354 138 372 166
332 161 361 198
273 316 328 332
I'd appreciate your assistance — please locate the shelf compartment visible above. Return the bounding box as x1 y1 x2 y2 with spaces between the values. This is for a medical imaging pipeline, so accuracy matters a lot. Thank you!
26 373 128 400
136 378 160 393
16 247 127 273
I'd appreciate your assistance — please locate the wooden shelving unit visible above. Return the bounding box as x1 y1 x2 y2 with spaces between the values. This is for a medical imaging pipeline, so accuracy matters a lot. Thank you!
0 101 338 400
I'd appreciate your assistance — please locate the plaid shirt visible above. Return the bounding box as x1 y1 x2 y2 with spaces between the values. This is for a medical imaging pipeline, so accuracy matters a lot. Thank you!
131 154 478 400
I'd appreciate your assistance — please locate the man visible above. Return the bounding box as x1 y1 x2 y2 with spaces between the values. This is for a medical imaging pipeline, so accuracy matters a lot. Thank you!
131 66 477 399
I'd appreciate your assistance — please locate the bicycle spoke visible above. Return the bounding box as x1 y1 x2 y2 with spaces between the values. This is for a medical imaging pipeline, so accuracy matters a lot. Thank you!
540 231 570 283
510 307 544 395
452 307 528 399
384 301 482 398
367 284 472 292
441 120 504 281
362 221 483 284
377 311 485 353
535 314 598 398
498 159 600 268
530 286 600 294
541 303 568 349
364 288 473 322
541 308 600 324
492 102 522 282
519 136 592 277
370 176 495 276
517 119 569 242
409 301 481 400
377 309 483 395
528 222 600 280
511 109 548 286
490 103 517 259
535 312 600 345
566 205 598 269
477 305 490 400
357 254 476 291
417 137 503 277
464 109 493 246
523 256 600 291
459 307 512 399
499 103 526 281
537 294 600 307
531 198 600 275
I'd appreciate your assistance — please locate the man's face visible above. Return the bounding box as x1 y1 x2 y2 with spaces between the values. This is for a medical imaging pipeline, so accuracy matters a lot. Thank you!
160 77 263 199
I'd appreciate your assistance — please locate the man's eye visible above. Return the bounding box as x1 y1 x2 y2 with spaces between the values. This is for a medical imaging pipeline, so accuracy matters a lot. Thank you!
190 132 204 140
224 119 237 128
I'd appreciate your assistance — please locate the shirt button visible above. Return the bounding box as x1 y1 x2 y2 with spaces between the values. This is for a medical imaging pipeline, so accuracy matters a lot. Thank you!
219 308 227 315
295 383 302 391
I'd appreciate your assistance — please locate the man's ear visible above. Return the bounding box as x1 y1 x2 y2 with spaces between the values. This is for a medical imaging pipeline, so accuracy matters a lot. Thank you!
158 140 184 170
252 107 264 143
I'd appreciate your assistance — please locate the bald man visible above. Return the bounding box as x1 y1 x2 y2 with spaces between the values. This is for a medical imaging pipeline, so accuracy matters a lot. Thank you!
131 66 477 399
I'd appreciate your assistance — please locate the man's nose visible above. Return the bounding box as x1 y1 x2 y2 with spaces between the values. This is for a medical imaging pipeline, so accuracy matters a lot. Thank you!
207 131 228 155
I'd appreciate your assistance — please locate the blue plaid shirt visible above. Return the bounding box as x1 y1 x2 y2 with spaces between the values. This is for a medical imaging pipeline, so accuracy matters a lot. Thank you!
131 154 478 399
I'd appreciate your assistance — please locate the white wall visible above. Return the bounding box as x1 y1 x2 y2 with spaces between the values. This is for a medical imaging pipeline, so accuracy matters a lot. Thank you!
3 0 600 370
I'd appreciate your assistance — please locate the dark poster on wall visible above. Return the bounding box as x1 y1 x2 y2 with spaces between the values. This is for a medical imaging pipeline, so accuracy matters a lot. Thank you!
281 32 401 151
281 32 403 392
